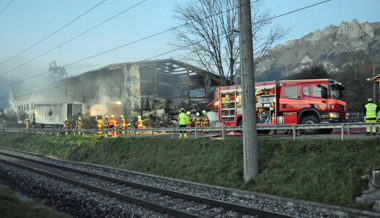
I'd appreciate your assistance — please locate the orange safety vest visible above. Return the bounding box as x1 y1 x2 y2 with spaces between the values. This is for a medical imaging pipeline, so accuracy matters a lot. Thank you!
109 118 117 129
137 119 143 129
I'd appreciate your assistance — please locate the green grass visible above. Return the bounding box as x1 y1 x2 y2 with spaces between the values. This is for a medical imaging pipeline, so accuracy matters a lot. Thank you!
0 133 379 209
0 182 72 218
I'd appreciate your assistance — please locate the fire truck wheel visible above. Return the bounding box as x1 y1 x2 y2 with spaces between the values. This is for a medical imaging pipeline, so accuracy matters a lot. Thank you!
301 115 319 134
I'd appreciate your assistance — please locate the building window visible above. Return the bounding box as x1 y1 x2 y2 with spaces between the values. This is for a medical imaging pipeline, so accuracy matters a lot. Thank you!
284 86 298 99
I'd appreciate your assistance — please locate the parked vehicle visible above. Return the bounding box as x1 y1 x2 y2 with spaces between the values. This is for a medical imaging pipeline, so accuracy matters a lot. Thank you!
211 79 347 134
33 103 82 128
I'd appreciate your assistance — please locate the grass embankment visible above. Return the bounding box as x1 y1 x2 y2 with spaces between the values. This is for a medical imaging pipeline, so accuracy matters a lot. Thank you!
0 133 379 209
0 182 72 218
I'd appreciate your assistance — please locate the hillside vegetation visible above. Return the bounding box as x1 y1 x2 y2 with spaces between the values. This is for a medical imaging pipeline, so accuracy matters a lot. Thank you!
0 133 379 209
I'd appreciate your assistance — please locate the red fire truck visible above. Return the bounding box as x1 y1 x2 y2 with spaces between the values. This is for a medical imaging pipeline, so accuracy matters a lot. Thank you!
210 79 347 134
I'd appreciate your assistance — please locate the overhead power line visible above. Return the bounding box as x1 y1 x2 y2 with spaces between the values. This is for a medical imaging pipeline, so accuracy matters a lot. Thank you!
0 0 148 76
5 0 333 97
0 0 14 16
0 0 107 65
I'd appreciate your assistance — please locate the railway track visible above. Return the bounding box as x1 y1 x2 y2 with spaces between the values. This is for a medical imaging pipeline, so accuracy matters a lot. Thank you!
0 148 291 218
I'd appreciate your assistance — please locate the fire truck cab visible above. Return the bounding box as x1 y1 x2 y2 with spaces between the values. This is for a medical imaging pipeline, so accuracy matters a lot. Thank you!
214 79 346 134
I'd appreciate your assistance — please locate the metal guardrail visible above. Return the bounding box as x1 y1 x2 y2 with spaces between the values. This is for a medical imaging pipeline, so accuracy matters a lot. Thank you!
1 122 380 141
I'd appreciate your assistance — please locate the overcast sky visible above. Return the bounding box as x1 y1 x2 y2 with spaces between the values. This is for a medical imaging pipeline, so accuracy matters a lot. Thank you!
0 0 379 80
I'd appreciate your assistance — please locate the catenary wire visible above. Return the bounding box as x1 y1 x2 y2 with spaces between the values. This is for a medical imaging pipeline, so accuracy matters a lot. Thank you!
6 0 333 97
0 0 14 16
0 0 148 76
0 0 107 65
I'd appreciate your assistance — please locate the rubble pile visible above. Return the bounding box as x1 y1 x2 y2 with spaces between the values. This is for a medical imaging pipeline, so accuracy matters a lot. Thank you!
356 171 380 212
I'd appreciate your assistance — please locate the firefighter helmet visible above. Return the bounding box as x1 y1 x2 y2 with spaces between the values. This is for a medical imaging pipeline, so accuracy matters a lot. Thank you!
368 98 373 102
196 112 200 116
78 117 82 120
120 115 124 118
137 115 141 119
202 110 207 115
65 118 68 121
187 111 191 115
111 114 115 119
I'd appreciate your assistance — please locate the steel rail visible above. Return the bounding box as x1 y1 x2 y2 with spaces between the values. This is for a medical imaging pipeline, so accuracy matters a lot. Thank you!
0 150 292 218
0 155 203 218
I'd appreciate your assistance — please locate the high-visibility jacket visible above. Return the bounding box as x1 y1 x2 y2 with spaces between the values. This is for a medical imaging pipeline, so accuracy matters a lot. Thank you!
64 120 69 129
121 118 126 128
187 115 193 126
178 112 188 125
96 119 103 129
201 115 209 126
109 118 117 129
194 116 201 126
76 120 82 129
365 103 377 119
104 118 109 128
137 119 143 129
377 111 380 120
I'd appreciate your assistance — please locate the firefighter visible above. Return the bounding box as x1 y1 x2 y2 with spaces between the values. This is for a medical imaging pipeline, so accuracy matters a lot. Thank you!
364 98 378 135
109 114 117 138
194 112 202 132
178 108 188 138
120 115 126 135
201 110 209 133
64 118 69 135
104 115 110 137
25 118 29 129
96 116 103 135
75 117 82 135
186 111 193 134
137 115 143 134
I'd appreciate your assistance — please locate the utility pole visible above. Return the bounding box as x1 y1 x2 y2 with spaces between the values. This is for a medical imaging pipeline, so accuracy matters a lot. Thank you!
238 0 258 182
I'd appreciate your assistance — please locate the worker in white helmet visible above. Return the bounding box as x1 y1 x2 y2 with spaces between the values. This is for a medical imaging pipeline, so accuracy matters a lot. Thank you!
194 112 201 133
201 110 209 133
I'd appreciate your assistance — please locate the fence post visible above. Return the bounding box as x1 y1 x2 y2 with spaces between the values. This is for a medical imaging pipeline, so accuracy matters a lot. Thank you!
171 128 174 139
222 125 225 140
341 123 344 141
195 127 198 139
151 128 154 137
292 125 296 141
134 129 137 137
347 124 350 136
370 123 373 135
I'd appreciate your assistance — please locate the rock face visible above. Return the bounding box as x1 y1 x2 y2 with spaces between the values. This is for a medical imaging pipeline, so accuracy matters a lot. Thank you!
257 19 380 80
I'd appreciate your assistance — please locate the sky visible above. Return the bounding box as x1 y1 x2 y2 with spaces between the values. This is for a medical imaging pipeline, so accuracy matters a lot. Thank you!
0 0 379 82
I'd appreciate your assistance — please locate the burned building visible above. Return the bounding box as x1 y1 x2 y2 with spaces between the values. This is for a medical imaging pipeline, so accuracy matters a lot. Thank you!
60 59 220 125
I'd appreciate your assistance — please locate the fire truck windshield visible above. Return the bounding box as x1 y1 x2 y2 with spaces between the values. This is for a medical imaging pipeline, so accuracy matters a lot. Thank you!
329 84 344 100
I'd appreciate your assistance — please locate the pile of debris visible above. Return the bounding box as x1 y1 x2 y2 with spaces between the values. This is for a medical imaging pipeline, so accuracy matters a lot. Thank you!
356 171 380 212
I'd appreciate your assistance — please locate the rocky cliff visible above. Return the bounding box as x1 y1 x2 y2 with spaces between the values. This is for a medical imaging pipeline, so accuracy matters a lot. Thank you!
257 19 380 81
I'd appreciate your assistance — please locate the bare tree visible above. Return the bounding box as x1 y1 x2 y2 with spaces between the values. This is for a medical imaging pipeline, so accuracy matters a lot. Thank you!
48 60 68 81
173 0 285 85
333 50 374 112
